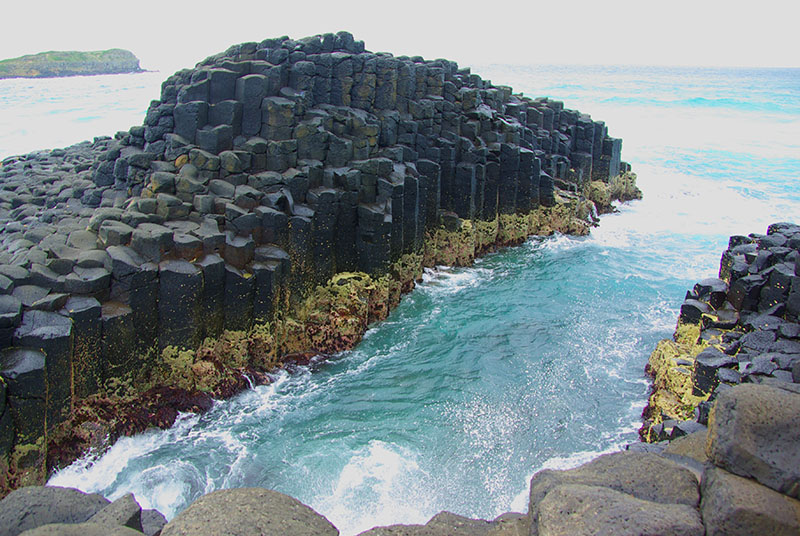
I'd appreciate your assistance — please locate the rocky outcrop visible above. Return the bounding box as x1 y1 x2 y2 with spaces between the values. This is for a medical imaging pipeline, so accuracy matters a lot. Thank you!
707 382 800 497
641 222 800 442
0 32 636 495
701 465 800 536
0 486 164 536
0 50 143 79
0 485 110 536
160 488 337 536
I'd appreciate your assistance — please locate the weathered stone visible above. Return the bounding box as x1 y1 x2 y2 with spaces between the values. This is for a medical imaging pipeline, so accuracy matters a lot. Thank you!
17 523 144 536
729 274 765 311
130 223 174 263
358 511 496 536
679 299 711 324
707 383 800 497
223 233 255 269
223 265 254 332
692 346 737 396
535 484 704 536
141 509 168 536
158 260 203 350
527 451 699 529
0 347 45 401
13 310 73 426
64 266 111 295
196 254 225 339
160 488 338 536
700 466 800 536
0 294 22 329
62 296 102 398
663 430 708 463
0 486 110 536
87 493 143 533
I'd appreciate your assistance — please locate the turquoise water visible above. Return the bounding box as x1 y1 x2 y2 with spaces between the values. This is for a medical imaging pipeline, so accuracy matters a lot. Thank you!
6 65 796 534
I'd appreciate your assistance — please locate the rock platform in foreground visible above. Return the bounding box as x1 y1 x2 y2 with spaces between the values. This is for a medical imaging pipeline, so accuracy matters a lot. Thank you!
0 31 637 494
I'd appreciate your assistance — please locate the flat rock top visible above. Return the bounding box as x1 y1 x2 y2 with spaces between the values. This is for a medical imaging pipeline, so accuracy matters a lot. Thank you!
0 486 110 536
160 488 338 536
0 347 45 377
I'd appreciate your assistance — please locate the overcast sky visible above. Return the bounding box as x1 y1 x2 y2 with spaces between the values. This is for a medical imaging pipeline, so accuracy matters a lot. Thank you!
2 0 799 73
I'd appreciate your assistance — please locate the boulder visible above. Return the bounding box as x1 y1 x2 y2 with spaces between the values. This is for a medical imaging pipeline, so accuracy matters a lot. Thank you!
87 493 143 532
663 430 708 464
17 523 143 536
160 488 338 536
141 509 168 536
706 383 800 497
527 451 699 515
356 511 525 536
534 484 703 536
0 486 110 536
700 466 800 536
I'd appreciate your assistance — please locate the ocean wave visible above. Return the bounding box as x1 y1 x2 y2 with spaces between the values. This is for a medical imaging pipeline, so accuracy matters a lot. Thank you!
601 94 796 114
312 440 430 536
420 265 494 295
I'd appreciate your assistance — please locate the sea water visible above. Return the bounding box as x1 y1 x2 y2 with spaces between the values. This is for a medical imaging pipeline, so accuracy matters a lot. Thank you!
2 65 798 535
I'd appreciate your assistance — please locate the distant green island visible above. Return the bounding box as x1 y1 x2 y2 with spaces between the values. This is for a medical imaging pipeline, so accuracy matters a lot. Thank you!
0 49 143 79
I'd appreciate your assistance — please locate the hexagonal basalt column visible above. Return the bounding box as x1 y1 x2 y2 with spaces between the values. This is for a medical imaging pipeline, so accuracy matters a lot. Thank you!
13 311 73 429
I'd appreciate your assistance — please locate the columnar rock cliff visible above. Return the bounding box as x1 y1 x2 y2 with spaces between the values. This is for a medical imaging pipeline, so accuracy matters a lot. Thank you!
0 32 634 493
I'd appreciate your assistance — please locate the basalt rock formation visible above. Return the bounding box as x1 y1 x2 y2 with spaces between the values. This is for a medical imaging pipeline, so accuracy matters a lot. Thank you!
641 222 800 443
0 32 635 494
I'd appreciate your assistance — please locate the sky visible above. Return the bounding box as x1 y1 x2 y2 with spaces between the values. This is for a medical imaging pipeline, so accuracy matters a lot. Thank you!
2 0 800 73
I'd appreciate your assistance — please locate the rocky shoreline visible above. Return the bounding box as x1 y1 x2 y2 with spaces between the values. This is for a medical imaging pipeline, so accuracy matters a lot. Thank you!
2 222 797 535
0 32 636 496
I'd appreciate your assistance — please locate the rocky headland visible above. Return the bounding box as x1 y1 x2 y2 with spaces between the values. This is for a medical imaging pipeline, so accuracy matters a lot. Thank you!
0 31 638 497
0 49 143 79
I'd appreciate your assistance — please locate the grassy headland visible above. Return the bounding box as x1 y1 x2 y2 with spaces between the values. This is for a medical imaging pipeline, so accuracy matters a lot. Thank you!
0 49 143 79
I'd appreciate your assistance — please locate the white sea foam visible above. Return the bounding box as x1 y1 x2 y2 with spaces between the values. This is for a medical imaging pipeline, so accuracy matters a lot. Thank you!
509 443 628 512
48 411 200 495
420 266 493 295
313 441 430 536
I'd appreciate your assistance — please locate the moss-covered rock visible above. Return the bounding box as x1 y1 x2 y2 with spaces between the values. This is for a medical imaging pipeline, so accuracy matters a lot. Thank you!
640 322 713 441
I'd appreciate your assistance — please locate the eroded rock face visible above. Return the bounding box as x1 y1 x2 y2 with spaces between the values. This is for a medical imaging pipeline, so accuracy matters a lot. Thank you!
706 383 800 498
700 466 800 536
159 487 338 536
